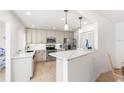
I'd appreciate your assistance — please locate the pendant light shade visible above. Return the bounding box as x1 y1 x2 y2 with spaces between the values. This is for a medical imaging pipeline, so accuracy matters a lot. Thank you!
64 10 69 30
64 23 69 30
78 16 83 33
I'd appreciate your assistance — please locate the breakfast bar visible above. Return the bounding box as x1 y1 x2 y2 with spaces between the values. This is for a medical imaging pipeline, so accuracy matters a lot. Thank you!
50 49 97 82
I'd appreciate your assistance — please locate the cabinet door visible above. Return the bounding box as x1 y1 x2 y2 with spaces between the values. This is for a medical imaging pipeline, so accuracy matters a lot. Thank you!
26 29 32 44
56 31 61 43
35 50 43 62
36 30 42 43
31 30 36 43
46 31 52 38
60 32 64 44
46 31 56 38
41 31 46 43
51 31 56 38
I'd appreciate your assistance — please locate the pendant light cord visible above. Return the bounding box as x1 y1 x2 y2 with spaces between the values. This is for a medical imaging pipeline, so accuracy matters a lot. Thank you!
79 17 82 29
66 11 67 24
80 18 81 29
64 10 68 24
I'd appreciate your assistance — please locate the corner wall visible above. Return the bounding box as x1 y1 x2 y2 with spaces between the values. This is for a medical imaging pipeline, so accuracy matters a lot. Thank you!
77 11 116 70
0 10 25 81
115 22 124 67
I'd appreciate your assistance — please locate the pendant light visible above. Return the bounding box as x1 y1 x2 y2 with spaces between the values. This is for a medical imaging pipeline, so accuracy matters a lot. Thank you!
64 10 69 30
78 16 83 33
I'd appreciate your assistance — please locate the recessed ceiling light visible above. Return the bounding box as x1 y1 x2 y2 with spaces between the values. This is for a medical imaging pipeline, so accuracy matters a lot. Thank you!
26 11 31 16
31 24 35 27
60 18 64 21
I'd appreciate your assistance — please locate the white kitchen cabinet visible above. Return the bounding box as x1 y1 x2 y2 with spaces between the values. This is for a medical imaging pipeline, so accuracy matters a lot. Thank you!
56 31 61 43
36 30 42 43
46 31 56 38
46 31 50 38
26 29 32 44
60 32 64 44
35 50 42 62
51 31 56 38
32 30 36 43
11 51 35 82
56 31 65 44
35 50 46 62
64 32 74 39
42 50 46 61
26 29 74 44
41 31 46 43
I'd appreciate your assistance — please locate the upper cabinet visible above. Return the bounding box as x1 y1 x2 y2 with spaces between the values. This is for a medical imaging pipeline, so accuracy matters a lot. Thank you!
56 31 65 44
25 29 74 44
46 31 56 38
31 29 37 43
41 31 46 43
26 29 32 44
36 30 42 43
64 32 74 39
56 31 61 43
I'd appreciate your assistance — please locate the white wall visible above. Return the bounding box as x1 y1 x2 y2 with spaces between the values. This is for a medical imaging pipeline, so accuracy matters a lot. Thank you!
116 22 124 67
0 10 25 81
77 11 116 69
68 52 110 82
74 23 98 50
0 22 5 48
0 11 25 55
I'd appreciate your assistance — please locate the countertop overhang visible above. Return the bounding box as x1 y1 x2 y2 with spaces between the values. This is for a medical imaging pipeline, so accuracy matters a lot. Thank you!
12 50 35 59
49 49 95 60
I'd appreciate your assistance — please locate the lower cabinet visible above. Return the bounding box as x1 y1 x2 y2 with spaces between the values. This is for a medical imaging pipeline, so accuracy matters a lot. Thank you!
12 57 34 82
35 50 46 62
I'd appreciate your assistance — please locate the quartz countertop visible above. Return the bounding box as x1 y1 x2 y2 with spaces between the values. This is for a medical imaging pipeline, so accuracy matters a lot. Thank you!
12 50 35 59
49 49 95 60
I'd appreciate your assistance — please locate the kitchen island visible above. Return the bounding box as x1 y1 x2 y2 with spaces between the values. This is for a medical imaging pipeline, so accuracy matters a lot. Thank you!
50 49 106 82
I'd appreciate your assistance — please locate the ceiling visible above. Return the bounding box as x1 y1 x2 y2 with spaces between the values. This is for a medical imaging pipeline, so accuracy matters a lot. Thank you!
96 10 124 22
0 20 5 27
12 10 91 31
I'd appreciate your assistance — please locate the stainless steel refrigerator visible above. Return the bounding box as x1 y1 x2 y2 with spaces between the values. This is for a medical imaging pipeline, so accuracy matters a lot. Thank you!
63 38 76 50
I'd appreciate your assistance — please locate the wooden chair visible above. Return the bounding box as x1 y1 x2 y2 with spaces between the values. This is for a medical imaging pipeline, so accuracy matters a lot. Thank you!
107 54 124 82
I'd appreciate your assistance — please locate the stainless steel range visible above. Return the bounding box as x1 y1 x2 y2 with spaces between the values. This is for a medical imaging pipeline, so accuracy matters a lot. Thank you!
46 38 57 61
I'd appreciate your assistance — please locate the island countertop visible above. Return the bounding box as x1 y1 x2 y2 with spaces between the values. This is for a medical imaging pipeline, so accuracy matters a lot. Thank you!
12 50 35 59
49 49 95 60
